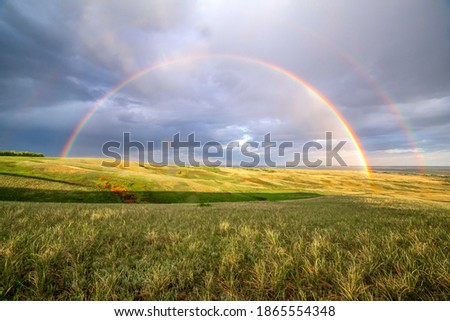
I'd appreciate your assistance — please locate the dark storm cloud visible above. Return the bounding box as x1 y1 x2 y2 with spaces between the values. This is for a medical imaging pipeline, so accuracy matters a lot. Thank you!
0 0 449 164
0 1 116 111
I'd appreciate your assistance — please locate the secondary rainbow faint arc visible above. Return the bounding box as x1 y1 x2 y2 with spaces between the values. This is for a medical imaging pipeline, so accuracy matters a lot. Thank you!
310 34 425 167
271 18 424 169
60 53 371 173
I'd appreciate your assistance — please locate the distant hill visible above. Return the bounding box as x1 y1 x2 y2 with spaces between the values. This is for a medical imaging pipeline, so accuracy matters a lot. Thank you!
0 157 448 204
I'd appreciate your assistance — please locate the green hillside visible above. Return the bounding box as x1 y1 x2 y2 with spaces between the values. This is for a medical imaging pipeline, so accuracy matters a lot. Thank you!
0 157 448 204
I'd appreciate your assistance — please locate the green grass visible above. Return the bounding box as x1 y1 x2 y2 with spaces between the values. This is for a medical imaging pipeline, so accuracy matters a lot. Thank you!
0 185 318 204
0 157 449 300
1 197 449 300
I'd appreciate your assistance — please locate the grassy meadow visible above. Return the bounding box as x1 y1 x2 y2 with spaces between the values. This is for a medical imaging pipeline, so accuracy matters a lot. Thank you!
0 157 449 300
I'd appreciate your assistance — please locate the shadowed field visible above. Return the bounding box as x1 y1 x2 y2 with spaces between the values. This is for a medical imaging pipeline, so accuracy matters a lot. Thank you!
0 157 449 300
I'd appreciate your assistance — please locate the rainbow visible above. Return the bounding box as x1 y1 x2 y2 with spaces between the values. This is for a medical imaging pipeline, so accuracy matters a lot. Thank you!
60 53 371 174
322 42 425 167
281 21 425 169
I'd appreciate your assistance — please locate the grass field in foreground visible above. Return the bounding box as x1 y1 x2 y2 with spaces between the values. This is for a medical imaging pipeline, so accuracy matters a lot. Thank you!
1 197 449 300
0 157 449 300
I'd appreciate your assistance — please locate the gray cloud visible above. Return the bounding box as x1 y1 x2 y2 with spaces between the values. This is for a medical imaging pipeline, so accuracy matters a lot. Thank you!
0 0 449 165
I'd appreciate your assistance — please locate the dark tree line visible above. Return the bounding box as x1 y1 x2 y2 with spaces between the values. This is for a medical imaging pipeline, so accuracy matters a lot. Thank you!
0 150 44 157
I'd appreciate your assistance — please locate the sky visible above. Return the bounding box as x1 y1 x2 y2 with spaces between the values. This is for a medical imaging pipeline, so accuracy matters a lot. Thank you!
0 0 449 166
